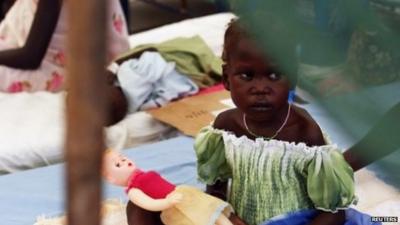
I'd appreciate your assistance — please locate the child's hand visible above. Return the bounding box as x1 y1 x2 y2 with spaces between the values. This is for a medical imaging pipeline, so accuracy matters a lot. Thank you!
229 213 248 225
166 192 183 205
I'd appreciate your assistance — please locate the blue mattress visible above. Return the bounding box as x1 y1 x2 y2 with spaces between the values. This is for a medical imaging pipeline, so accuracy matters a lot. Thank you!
0 136 200 225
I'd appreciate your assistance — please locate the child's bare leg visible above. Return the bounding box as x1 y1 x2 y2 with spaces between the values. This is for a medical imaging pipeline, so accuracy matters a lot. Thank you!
216 214 233 225
126 201 163 225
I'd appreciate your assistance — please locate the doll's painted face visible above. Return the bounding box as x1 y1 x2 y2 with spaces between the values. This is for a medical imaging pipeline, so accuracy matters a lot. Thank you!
103 150 137 187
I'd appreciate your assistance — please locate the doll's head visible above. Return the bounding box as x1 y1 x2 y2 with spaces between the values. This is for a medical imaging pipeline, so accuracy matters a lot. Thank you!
103 150 137 187
222 19 296 121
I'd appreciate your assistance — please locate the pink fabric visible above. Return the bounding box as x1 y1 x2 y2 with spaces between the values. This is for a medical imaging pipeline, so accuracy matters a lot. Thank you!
0 0 130 93
196 83 224 96
125 170 176 199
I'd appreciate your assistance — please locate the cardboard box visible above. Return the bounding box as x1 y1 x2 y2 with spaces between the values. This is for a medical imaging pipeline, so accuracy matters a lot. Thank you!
147 90 232 136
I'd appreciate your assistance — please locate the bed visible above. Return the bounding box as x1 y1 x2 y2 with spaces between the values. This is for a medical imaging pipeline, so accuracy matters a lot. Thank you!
0 12 235 174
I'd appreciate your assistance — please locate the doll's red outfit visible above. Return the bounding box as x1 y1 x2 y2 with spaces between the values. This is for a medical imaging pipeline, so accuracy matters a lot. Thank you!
125 170 175 198
126 170 233 225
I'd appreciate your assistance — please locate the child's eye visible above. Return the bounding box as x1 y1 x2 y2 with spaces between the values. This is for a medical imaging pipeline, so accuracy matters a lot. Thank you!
238 73 253 81
268 73 281 81
115 163 121 167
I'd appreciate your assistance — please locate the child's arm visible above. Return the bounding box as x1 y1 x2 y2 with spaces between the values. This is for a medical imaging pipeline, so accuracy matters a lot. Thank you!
229 214 248 225
309 210 345 225
127 188 182 212
303 115 347 225
343 102 400 171
0 0 62 69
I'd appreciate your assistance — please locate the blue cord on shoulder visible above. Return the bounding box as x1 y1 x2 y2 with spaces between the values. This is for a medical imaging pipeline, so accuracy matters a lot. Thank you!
288 90 295 104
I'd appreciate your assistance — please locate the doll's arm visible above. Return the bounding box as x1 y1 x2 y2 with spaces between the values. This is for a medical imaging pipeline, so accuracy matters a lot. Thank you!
127 188 182 212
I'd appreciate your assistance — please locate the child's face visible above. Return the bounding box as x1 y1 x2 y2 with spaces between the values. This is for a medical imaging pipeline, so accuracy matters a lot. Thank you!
103 151 137 187
223 38 291 121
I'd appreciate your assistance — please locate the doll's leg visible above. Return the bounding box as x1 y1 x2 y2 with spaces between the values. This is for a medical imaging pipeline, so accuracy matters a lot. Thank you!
216 214 233 225
126 201 163 225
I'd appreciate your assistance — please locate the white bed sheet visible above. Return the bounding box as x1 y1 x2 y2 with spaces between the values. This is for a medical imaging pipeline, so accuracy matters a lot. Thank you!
0 13 236 174
128 12 235 57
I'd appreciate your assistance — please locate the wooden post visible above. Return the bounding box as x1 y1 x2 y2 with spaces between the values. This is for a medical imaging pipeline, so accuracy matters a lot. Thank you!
65 0 107 224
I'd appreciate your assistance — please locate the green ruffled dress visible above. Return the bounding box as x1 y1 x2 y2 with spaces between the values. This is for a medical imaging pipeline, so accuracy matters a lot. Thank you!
195 126 357 225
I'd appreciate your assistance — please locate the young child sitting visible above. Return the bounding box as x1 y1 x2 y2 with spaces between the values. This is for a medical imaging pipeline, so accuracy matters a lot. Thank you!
194 19 375 225
103 150 234 225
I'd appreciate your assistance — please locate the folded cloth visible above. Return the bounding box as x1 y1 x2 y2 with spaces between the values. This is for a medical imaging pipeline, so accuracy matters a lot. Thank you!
117 51 198 112
117 35 223 88
261 208 381 225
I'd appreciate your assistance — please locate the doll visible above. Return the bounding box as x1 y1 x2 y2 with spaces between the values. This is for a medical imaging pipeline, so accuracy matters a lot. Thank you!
102 150 233 225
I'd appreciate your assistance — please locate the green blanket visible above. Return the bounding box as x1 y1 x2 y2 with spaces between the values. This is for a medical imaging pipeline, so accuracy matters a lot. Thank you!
117 36 223 88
